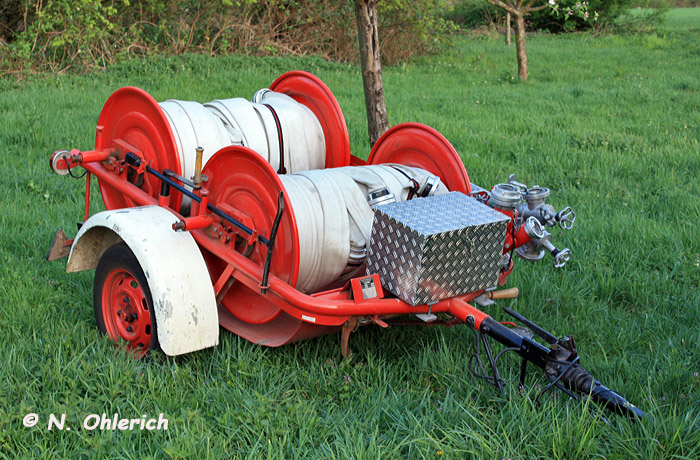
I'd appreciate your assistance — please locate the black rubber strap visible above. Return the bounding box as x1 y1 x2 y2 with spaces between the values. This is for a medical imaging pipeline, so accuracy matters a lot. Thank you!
390 166 419 199
263 103 286 174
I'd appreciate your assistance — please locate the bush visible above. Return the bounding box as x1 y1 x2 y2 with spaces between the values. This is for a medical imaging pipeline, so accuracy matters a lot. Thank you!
0 0 457 75
528 0 669 33
378 0 457 62
445 0 501 30
445 0 670 34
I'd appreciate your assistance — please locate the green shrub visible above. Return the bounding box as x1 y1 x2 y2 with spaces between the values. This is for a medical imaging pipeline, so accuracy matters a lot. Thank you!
611 2 672 34
444 0 670 33
444 0 501 30
528 0 669 32
0 0 458 75
379 0 457 62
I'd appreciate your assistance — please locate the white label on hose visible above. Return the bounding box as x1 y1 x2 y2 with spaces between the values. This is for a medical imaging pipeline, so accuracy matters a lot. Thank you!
301 315 317 323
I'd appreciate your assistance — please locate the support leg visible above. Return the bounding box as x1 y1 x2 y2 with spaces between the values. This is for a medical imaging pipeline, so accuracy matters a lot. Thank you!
341 317 358 357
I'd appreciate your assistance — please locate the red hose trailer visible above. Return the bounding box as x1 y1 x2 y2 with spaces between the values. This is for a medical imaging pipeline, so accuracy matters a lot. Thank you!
47 71 643 419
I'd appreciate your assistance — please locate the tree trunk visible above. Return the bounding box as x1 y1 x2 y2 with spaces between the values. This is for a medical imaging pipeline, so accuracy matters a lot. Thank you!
514 13 528 81
506 13 511 45
354 0 389 147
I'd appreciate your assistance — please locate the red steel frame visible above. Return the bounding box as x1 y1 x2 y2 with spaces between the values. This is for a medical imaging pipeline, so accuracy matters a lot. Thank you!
74 155 503 332
53 70 531 347
49 77 647 419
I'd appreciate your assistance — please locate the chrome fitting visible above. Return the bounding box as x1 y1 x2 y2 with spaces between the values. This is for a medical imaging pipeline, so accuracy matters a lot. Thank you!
491 183 522 210
417 175 440 197
367 187 396 210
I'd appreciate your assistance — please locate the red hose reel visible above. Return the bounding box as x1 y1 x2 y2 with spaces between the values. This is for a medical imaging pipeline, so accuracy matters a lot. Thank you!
94 71 352 213
68 70 473 347
199 124 470 345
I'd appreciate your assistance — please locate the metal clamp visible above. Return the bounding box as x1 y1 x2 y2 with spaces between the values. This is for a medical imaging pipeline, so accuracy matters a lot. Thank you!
348 246 367 265
417 175 439 197
251 88 273 103
507 174 528 191
522 216 545 239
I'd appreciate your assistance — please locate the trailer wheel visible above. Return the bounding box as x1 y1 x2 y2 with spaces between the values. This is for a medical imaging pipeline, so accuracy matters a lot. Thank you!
94 242 159 357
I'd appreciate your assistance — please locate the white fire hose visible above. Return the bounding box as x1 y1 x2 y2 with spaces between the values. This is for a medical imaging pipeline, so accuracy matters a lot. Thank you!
159 90 326 181
159 100 233 180
155 88 445 293
280 165 447 293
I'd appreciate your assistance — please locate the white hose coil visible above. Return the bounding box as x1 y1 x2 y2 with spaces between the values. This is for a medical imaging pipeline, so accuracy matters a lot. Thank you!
249 102 282 171
159 90 326 181
204 98 266 156
256 91 325 172
160 90 326 184
159 100 233 180
279 165 447 293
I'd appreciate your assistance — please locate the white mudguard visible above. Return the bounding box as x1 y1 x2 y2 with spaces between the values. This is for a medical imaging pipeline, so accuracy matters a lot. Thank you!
67 206 219 356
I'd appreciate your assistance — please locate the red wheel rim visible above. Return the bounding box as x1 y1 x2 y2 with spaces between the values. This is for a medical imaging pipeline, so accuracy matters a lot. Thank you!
202 146 299 324
368 123 471 194
270 71 350 169
96 87 182 210
101 267 153 357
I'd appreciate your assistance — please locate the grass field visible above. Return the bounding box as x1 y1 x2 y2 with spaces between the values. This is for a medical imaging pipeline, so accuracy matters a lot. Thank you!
1 8 699 460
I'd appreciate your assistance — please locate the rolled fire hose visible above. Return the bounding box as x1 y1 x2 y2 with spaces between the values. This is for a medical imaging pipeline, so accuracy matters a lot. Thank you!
159 89 326 182
280 165 447 293
156 90 442 293
204 98 267 162
159 100 234 181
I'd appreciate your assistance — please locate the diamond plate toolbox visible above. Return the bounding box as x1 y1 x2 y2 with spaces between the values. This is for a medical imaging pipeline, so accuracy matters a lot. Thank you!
366 192 510 306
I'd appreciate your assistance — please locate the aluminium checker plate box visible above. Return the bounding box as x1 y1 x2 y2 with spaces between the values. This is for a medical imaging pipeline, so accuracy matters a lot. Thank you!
366 191 510 306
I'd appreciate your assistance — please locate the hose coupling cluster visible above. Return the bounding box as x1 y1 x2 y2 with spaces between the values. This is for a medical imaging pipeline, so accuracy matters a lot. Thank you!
489 174 575 268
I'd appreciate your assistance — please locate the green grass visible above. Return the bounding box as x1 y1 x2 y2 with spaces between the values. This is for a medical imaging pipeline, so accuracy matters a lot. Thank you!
1 9 700 459
659 7 700 31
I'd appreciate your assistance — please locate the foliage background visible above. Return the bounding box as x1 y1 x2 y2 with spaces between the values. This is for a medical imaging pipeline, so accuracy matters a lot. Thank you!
2 0 692 75
446 0 685 32
0 0 455 75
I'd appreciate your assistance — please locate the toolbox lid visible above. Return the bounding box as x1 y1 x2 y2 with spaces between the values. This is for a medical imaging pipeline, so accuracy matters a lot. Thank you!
374 191 510 236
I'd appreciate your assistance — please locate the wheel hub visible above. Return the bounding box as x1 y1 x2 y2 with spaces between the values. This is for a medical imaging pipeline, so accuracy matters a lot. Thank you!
102 268 153 356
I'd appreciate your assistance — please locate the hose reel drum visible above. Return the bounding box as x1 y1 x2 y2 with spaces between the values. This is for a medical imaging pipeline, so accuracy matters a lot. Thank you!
200 123 472 345
93 71 351 213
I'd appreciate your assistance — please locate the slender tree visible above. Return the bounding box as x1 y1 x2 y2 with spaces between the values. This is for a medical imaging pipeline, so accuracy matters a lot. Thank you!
486 1 550 81
488 1 594 81
354 0 389 147
506 12 512 45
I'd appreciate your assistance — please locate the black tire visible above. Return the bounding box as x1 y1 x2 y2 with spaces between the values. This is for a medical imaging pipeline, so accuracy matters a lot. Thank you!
94 242 160 357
